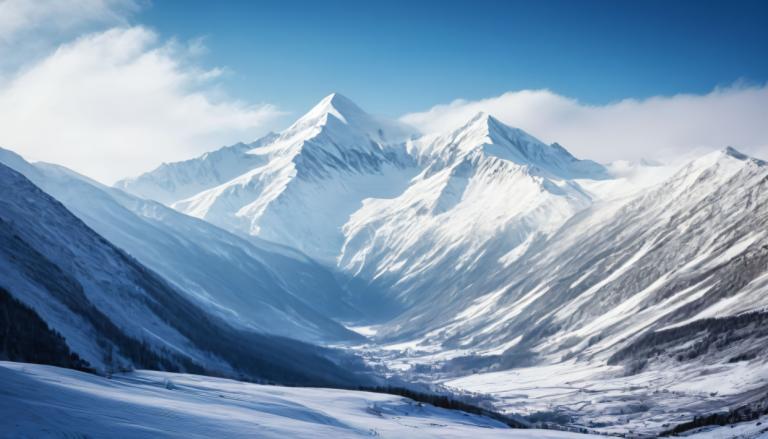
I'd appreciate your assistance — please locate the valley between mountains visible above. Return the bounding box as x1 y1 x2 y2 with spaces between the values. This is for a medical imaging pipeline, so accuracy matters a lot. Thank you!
2 93 767 437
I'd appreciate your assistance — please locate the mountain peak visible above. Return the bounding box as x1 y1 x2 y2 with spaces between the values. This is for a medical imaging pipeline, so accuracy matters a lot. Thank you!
720 146 766 166
458 112 533 140
681 146 766 183
285 93 414 146
443 112 608 180
298 92 368 126
320 92 356 108
462 111 502 131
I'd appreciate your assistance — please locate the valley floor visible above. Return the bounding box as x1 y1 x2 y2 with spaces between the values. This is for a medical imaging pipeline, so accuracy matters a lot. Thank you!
347 338 768 437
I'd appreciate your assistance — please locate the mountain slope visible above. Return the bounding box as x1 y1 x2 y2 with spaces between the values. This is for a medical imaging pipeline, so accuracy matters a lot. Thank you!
534 147 768 362
379 148 768 388
0 161 368 386
0 148 360 343
0 362 594 439
107 92 768 435
362 147 768 434
438 147 768 361
338 113 607 328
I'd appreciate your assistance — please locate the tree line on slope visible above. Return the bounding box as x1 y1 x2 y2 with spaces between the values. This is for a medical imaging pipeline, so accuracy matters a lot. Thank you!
0 287 90 371
608 310 768 374
661 391 768 436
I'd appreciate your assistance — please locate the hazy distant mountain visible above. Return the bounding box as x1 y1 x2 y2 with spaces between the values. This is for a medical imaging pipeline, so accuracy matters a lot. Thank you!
115 134 279 205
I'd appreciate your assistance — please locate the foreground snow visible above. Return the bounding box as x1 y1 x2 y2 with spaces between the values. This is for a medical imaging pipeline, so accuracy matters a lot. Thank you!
0 362 591 439
2 362 759 438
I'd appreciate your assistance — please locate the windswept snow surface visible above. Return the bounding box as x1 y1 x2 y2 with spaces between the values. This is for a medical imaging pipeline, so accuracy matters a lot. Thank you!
679 416 768 439
0 362 592 439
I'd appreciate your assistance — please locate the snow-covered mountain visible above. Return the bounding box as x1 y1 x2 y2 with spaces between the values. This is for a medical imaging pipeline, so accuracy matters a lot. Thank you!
113 93 768 434
117 95 768 367
339 113 607 314
121 93 420 264
378 147 768 434
411 146 768 360
0 148 360 343
0 160 368 386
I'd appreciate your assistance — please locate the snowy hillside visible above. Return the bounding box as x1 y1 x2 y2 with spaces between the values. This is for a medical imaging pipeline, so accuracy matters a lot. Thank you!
446 354 768 436
3 361 761 438
0 361 594 439
0 148 360 343
0 161 368 387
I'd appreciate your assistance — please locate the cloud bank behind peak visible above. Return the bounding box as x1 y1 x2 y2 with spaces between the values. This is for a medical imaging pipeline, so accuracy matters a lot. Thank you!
401 85 768 164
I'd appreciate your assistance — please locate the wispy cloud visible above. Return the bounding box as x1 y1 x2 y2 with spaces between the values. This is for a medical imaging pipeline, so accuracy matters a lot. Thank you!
0 0 140 66
402 86 768 164
0 3 283 184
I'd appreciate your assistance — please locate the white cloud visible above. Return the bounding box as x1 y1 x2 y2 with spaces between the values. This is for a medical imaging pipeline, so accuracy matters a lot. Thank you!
0 0 133 38
0 26 284 183
401 86 768 164
0 0 140 66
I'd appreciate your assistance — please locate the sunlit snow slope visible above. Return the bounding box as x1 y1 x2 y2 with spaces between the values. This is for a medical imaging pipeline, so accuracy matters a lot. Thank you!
339 112 607 326
115 133 279 205
423 147 768 360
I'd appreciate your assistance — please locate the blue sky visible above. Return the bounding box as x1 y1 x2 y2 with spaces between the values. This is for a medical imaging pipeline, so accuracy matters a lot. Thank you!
138 0 768 116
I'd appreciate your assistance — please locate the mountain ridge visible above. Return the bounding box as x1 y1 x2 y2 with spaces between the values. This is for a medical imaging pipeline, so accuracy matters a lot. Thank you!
0 147 362 343
0 161 369 386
